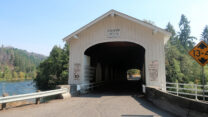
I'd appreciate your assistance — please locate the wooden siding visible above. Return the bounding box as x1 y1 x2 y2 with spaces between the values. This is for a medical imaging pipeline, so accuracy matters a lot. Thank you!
68 15 167 90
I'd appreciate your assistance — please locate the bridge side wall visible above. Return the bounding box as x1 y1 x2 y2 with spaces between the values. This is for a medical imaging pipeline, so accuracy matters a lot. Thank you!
68 15 167 90
145 86 208 117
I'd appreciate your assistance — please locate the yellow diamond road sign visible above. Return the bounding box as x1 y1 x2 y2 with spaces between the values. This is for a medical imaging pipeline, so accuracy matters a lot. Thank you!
189 41 208 66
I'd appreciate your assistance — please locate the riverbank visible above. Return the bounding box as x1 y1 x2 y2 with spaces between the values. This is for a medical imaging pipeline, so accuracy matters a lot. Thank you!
0 78 34 82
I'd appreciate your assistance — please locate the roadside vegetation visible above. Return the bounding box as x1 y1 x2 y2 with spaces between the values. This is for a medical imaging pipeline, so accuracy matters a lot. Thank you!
165 14 208 85
34 44 69 90
165 15 208 99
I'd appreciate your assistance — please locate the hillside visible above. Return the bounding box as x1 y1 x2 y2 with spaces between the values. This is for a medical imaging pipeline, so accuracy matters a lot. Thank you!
0 45 47 80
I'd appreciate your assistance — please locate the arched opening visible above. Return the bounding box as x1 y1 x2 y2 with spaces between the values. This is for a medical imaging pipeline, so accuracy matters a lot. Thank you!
83 42 145 93
127 69 141 81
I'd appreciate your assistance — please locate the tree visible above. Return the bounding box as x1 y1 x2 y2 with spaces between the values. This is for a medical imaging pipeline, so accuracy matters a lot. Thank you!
165 45 179 82
0 46 46 81
13 71 18 79
60 43 69 84
165 21 201 83
3 66 12 79
127 69 140 75
34 44 69 90
19 72 25 79
201 25 208 44
28 71 36 78
0 71 3 78
178 14 196 49
143 19 155 25
0 67 3 78
166 22 176 45
165 23 180 82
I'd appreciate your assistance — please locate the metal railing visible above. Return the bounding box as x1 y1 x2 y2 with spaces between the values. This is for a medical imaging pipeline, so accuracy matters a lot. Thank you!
80 81 105 90
166 82 208 100
0 88 68 104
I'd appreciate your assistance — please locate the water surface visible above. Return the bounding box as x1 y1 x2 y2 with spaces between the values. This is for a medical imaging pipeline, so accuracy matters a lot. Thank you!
0 80 37 97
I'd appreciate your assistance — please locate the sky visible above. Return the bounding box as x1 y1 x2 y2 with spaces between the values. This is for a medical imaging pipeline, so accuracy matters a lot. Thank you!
1 0 208 56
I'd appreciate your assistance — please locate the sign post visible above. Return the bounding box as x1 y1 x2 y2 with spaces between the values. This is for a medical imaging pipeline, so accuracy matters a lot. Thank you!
202 66 205 101
189 41 208 101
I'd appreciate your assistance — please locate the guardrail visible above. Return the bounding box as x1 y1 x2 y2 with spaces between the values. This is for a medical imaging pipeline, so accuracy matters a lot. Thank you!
0 88 68 109
166 82 208 101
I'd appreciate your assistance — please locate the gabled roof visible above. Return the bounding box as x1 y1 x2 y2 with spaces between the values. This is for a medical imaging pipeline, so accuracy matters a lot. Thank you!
63 9 171 42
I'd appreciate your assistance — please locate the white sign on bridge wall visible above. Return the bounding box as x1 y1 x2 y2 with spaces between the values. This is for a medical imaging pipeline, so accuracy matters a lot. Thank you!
148 60 159 81
106 29 120 38
74 63 81 81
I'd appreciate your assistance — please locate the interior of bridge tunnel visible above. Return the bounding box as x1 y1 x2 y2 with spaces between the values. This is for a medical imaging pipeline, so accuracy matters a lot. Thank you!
84 42 145 92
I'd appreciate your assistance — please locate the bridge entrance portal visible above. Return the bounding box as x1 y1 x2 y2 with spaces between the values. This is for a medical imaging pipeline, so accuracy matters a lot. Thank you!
83 42 145 92
63 10 170 95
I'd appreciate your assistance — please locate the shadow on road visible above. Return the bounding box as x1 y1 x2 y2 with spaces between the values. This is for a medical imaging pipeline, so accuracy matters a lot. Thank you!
77 81 174 117
78 80 142 98
121 115 153 117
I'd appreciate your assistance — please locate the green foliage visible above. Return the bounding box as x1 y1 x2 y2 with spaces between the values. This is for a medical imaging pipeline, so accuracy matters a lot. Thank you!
127 69 140 75
166 22 177 45
143 19 155 25
19 72 25 79
165 15 206 85
3 66 12 79
0 71 2 78
178 14 196 49
201 25 208 44
0 46 46 80
204 65 208 85
13 71 18 79
182 81 195 93
34 44 69 90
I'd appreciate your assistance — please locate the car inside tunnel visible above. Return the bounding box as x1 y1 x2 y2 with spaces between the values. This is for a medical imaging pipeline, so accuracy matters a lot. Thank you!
84 42 145 93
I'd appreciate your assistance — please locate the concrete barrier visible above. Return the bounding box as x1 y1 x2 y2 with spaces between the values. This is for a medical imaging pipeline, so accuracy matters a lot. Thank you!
145 86 208 117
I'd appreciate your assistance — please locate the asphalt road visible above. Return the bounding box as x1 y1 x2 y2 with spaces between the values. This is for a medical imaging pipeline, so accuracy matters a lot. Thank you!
0 91 175 117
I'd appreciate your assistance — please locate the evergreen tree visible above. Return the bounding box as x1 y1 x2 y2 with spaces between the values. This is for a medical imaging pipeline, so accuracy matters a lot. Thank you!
34 44 69 90
165 21 201 83
165 23 179 82
60 44 69 84
0 46 46 80
178 14 196 49
201 25 208 44
166 22 177 45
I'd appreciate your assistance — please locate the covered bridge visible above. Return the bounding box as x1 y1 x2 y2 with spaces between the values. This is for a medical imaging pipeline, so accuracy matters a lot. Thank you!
63 10 170 94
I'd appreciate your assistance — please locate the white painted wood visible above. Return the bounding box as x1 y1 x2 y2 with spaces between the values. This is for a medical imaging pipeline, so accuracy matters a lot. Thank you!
63 9 171 42
65 10 170 90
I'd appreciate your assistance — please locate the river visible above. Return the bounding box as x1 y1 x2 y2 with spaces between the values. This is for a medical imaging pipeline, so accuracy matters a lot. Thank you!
0 80 37 97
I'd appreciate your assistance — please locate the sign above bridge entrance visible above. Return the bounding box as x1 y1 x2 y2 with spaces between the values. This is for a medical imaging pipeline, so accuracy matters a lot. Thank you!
189 41 208 66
